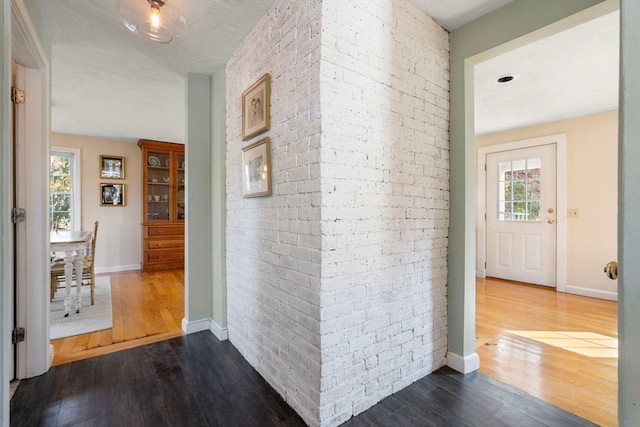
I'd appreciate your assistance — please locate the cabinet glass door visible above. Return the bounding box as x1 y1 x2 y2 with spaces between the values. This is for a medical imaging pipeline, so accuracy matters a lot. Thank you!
177 154 185 221
146 150 171 221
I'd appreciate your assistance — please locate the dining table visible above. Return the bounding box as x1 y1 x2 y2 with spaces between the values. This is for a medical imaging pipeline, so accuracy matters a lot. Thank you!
50 230 93 316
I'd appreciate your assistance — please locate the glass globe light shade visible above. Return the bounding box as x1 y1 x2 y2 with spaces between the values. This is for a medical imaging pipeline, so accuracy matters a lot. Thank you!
117 0 188 44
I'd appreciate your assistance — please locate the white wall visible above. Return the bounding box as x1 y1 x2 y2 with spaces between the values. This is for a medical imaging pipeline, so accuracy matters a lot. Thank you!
476 110 618 299
51 133 142 273
226 0 323 424
318 0 449 424
227 0 449 426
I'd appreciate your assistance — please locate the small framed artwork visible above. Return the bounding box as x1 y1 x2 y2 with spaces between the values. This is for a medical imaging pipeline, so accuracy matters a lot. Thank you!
242 73 270 141
100 183 126 206
100 155 125 179
242 137 272 198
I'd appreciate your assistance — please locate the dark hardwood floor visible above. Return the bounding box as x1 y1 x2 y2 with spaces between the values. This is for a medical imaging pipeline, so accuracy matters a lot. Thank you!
11 331 597 427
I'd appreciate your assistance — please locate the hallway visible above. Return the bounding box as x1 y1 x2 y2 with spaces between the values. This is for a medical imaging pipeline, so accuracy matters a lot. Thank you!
11 331 596 427
18 273 618 425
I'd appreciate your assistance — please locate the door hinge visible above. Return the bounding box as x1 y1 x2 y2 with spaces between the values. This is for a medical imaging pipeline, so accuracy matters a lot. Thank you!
12 327 25 344
484 262 487 269
12 208 26 224
11 87 25 105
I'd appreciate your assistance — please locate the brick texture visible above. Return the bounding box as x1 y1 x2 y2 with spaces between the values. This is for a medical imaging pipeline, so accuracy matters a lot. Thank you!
226 0 449 426
226 0 323 424
318 1 449 425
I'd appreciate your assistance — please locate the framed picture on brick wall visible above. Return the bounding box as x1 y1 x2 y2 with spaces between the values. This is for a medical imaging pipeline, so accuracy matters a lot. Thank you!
242 73 270 141
242 137 272 197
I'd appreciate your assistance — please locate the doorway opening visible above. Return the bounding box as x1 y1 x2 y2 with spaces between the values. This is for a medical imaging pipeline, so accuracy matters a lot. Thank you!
470 7 619 425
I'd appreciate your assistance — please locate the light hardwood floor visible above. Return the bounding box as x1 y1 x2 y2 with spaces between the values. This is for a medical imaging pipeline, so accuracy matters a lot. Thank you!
476 277 617 427
50 269 185 366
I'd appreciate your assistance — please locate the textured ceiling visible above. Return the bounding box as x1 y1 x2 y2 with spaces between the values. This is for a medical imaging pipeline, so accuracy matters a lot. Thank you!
34 0 619 144
474 10 619 135
411 0 513 31
37 0 274 143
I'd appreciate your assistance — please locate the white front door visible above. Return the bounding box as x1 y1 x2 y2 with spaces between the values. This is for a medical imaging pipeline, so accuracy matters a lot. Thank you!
486 144 557 286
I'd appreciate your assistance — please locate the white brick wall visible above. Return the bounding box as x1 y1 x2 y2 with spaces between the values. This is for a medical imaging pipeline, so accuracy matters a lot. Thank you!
318 0 449 425
226 0 449 426
226 0 323 425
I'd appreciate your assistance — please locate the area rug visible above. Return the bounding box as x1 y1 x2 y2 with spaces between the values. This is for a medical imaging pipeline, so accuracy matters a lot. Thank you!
50 276 113 339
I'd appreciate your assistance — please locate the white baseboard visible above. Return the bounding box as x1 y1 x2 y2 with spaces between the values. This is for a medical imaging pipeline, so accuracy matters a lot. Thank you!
95 264 141 274
476 269 486 278
209 319 228 341
182 318 210 334
181 318 228 341
565 285 618 301
447 351 480 374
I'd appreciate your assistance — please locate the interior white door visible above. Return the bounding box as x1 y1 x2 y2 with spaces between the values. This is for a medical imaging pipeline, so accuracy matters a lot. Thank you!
486 144 557 286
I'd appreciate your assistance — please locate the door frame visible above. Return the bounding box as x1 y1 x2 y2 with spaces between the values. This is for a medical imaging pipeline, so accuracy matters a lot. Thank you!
9 0 51 380
477 134 567 292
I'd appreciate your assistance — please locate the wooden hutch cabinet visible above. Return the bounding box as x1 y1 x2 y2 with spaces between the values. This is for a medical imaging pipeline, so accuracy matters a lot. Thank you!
138 139 185 271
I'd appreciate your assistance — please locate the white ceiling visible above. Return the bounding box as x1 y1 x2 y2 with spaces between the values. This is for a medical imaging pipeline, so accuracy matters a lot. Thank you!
473 9 619 135
36 0 274 143
412 0 513 31
33 0 619 143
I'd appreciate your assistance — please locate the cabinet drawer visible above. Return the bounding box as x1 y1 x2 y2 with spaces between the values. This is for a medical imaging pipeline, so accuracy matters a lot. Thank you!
145 251 184 264
145 239 184 251
145 226 184 237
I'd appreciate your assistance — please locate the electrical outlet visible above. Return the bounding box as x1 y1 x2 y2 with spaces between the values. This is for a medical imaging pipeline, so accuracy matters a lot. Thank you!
567 208 579 218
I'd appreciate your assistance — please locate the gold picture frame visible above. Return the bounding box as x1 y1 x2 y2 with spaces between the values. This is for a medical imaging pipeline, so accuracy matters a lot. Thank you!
241 137 272 198
100 155 125 179
100 183 126 206
242 73 270 141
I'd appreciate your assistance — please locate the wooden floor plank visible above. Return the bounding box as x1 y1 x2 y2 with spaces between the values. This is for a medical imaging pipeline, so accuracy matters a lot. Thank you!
476 277 617 427
41 272 615 425
49 270 184 366
12 332 597 427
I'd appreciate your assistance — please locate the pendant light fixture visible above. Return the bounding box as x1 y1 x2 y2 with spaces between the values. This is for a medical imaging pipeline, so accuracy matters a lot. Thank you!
117 0 188 44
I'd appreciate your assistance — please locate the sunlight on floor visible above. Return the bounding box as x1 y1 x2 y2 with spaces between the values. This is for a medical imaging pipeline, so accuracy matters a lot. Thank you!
507 331 618 358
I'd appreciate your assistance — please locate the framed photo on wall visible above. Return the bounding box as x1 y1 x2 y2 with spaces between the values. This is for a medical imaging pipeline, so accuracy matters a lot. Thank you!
100 183 125 206
100 155 125 179
242 73 270 141
241 137 272 198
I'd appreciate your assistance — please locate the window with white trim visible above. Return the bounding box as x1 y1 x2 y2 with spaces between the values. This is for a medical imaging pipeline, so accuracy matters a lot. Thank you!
50 147 81 231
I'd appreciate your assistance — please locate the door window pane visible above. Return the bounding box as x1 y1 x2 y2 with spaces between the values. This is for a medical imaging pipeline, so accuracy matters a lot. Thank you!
497 157 542 222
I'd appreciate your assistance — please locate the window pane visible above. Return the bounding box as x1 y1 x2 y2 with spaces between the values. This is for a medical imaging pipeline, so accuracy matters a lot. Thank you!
527 202 541 221
511 180 526 201
499 201 512 220
512 159 526 171
527 157 541 171
499 161 512 179
50 153 74 230
527 179 541 200
497 156 543 222
50 175 70 191
512 201 526 221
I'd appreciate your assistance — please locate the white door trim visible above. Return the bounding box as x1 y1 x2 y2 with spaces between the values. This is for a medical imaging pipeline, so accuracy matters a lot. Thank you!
477 133 567 292
10 0 52 380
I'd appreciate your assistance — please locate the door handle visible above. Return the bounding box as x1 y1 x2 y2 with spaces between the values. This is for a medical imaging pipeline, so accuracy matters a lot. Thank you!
547 219 555 224
604 261 617 280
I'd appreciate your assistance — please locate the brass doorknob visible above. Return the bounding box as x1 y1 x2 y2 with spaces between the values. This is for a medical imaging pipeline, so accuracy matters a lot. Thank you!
604 261 618 280
547 219 555 224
